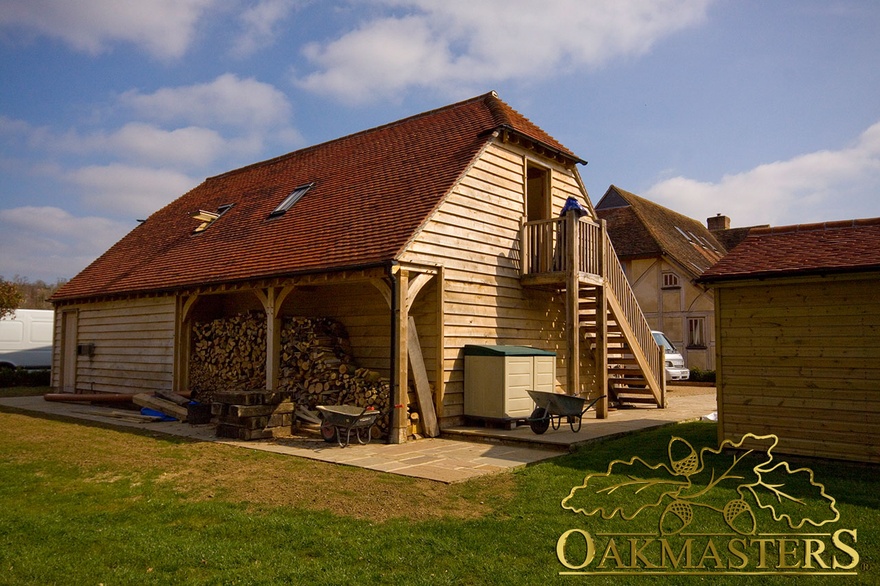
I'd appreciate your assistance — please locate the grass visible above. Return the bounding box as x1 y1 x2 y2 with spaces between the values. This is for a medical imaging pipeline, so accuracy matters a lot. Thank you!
0 385 49 398
0 396 876 585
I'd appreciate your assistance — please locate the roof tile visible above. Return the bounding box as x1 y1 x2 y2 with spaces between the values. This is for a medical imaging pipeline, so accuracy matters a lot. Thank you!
596 185 726 277
700 218 880 281
53 92 578 301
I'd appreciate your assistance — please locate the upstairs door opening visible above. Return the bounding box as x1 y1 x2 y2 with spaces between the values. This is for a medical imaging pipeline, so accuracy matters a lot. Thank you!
525 164 553 273
526 164 550 222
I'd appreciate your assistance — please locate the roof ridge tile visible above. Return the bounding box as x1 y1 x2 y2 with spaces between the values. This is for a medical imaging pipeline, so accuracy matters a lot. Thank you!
750 216 880 236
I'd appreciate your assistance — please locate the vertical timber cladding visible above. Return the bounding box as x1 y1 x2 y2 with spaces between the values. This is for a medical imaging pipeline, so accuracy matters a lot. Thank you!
400 142 587 423
280 281 399 377
717 275 880 463
64 296 176 394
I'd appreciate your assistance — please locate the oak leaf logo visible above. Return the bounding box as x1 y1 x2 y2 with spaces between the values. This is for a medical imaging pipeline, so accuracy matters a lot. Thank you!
561 434 839 534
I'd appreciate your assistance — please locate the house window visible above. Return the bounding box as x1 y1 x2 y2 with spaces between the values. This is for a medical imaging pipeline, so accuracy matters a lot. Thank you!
269 183 313 217
662 271 680 289
688 317 706 348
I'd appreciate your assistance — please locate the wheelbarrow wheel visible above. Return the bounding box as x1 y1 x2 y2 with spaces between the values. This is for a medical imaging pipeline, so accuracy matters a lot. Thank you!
529 407 550 434
320 422 338 443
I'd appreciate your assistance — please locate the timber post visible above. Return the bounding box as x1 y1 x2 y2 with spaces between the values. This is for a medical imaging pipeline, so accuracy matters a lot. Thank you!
565 211 580 396
174 294 199 395
255 286 294 391
596 220 609 418
391 267 409 444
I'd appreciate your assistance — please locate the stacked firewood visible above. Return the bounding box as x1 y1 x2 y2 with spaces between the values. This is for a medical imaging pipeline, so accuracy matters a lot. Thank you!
189 313 390 435
190 311 267 399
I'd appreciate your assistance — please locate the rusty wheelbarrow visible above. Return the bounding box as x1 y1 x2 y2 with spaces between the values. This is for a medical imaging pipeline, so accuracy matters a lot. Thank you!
316 404 382 447
526 390 605 434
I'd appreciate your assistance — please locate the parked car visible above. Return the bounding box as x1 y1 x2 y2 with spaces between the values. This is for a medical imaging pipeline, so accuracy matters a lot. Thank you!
652 330 689 382
0 309 53 369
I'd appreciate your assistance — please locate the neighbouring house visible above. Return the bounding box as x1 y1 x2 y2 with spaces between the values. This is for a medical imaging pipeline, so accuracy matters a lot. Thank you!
595 186 755 372
699 218 880 463
50 92 666 443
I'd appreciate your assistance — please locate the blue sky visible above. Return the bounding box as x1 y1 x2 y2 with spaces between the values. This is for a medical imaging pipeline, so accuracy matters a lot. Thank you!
1 0 879 283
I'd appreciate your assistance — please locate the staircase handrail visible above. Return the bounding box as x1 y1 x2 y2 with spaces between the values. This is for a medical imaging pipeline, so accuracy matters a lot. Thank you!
598 222 665 405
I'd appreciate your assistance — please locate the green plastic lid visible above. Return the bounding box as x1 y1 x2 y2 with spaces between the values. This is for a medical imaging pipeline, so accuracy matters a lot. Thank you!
463 344 556 357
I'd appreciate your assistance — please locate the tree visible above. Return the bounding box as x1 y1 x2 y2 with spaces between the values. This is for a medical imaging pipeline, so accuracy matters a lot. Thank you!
0 279 23 319
11 276 65 309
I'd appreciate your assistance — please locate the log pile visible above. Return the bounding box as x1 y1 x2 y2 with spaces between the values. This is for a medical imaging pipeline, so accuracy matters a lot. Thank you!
190 312 267 400
190 313 391 437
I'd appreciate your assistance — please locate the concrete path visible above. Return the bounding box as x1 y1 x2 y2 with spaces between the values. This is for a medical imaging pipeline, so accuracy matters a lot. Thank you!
0 386 715 483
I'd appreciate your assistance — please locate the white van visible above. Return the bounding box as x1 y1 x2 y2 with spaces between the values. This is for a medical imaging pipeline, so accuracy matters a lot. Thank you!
0 309 54 369
652 330 689 382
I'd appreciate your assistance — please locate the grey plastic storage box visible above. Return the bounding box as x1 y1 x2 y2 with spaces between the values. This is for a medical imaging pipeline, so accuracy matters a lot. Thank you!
463 345 556 421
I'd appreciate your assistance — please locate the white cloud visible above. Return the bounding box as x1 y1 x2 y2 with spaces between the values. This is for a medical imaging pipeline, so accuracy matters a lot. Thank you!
0 206 133 281
233 0 301 56
645 121 880 227
88 123 232 167
3 116 260 170
3 75 300 170
295 0 712 102
67 164 198 218
0 0 216 59
120 74 294 130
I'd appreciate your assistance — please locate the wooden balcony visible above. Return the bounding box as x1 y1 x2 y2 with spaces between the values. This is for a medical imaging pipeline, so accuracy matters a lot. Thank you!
520 215 604 287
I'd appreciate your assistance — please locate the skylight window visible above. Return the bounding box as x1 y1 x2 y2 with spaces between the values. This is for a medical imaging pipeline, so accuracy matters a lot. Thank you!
269 183 313 217
192 204 233 234
674 226 693 242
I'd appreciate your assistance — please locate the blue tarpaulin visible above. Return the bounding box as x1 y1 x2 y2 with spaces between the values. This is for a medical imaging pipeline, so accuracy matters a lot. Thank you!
560 196 588 217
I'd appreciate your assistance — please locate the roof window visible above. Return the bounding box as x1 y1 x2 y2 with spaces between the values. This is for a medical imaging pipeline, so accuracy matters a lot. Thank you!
269 183 313 217
674 226 693 243
192 204 233 234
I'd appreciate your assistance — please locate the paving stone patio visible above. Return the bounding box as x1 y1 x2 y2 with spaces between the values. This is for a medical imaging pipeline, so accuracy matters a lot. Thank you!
0 386 716 483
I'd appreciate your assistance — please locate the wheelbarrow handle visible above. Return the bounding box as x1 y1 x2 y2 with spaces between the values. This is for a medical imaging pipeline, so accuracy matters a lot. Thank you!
580 395 606 417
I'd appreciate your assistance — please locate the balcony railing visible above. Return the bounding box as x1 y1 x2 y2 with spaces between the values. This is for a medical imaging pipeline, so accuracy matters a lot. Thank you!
520 216 603 279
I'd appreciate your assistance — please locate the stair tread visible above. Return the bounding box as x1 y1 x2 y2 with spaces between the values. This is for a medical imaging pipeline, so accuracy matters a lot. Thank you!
577 287 663 407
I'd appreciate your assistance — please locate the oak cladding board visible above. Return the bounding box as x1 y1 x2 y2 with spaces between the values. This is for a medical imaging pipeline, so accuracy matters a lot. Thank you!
716 272 880 463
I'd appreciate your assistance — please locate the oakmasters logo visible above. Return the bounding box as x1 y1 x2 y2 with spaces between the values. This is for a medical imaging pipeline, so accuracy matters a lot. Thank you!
556 434 861 577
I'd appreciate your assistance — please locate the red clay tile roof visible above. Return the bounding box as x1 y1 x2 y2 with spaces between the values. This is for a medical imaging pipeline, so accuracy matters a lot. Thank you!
700 218 880 282
52 92 581 301
596 185 726 277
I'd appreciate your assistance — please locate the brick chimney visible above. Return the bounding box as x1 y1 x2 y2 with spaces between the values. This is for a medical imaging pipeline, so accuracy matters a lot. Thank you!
707 214 730 231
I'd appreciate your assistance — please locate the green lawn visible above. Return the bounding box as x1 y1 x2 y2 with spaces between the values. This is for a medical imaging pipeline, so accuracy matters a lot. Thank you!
0 401 876 585
0 385 49 398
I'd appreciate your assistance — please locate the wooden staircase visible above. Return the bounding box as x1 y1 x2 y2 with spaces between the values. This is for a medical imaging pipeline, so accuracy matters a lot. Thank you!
522 213 665 412
578 284 665 407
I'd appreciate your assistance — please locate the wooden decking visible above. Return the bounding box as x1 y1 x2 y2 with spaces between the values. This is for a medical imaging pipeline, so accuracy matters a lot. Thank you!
521 214 666 413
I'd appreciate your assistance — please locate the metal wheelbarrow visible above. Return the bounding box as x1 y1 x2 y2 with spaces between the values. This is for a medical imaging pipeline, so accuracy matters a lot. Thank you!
316 404 382 447
525 390 605 434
